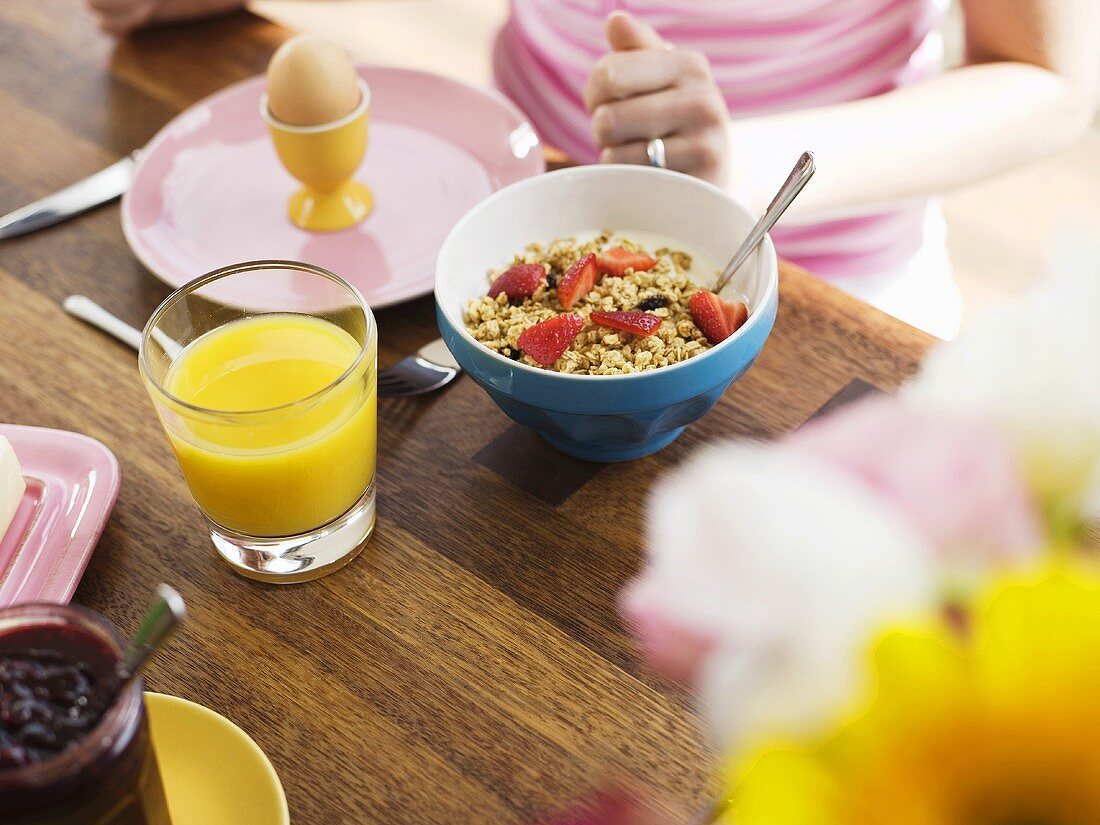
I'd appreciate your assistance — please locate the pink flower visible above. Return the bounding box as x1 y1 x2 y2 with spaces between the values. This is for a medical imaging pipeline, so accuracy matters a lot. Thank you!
537 789 673 825
907 226 1100 528
790 395 1042 569
624 396 1042 750
623 444 934 749
619 610 717 688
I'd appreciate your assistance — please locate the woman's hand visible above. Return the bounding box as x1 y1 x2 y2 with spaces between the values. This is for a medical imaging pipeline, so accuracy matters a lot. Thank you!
85 0 243 36
584 12 731 185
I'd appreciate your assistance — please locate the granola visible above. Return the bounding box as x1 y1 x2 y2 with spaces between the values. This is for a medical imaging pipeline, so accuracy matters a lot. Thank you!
463 233 720 375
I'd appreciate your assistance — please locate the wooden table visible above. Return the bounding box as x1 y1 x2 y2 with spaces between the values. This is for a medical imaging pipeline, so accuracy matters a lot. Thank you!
0 4 935 822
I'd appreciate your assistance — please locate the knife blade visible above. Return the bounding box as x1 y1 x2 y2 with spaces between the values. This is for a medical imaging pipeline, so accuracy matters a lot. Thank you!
0 152 139 240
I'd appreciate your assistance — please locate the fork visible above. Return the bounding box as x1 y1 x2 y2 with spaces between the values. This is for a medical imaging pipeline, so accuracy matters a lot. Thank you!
63 295 462 398
377 338 461 397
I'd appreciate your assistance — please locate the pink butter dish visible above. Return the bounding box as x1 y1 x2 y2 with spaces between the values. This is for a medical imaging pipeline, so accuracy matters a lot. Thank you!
0 425 120 607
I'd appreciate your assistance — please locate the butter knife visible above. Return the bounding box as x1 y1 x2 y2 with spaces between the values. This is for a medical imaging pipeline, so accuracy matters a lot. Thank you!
0 151 139 240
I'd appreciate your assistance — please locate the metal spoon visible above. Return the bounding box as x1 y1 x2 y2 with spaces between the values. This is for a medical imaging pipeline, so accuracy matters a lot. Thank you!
713 151 815 295
63 295 182 359
63 295 463 397
84 584 186 720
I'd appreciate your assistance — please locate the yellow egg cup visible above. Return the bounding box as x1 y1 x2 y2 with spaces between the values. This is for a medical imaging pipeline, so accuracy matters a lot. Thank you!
262 79 373 232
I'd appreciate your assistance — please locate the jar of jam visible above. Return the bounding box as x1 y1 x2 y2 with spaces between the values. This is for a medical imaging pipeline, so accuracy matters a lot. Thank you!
0 604 172 824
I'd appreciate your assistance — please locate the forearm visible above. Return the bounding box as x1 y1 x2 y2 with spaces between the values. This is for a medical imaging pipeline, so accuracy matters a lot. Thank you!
155 0 244 25
727 62 1096 217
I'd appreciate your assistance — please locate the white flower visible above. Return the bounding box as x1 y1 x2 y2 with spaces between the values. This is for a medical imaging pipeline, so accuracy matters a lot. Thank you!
625 444 935 752
908 226 1100 526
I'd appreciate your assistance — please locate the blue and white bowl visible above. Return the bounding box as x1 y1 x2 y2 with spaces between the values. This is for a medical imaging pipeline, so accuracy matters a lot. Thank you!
435 165 778 462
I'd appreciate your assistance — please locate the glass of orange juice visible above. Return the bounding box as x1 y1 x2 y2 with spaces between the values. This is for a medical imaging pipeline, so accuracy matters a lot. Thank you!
140 260 377 583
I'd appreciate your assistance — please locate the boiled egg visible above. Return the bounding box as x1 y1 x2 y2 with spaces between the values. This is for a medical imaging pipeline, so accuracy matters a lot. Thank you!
266 35 361 127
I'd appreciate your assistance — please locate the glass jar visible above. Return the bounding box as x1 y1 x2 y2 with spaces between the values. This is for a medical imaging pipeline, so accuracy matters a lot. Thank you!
0 604 172 824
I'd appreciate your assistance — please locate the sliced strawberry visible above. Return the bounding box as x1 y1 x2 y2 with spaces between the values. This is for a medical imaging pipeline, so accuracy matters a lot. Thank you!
487 263 546 300
689 290 749 344
557 253 599 310
517 314 585 366
589 311 661 337
597 247 657 278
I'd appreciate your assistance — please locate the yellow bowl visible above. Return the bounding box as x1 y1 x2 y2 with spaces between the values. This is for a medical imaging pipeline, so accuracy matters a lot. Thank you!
145 692 289 825
262 78 373 231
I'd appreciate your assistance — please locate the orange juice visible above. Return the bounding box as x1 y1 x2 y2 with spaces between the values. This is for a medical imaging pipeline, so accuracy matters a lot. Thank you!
162 313 376 537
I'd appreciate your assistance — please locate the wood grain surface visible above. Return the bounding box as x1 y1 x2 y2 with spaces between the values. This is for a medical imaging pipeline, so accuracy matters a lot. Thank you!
0 4 936 822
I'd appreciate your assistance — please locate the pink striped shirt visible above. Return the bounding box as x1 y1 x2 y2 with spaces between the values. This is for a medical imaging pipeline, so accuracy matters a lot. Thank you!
493 0 947 280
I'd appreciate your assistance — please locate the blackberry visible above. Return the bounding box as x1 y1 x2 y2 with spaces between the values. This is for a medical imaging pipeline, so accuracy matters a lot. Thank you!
636 295 670 311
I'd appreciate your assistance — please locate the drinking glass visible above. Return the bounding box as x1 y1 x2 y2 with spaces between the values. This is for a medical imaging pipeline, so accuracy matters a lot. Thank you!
140 261 377 583
0 604 172 824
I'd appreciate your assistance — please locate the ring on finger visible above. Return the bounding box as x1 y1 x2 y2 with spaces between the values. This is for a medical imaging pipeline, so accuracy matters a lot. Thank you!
646 137 667 169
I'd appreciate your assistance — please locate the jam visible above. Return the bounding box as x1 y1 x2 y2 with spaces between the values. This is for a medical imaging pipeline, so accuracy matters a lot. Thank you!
0 648 104 768
0 605 172 825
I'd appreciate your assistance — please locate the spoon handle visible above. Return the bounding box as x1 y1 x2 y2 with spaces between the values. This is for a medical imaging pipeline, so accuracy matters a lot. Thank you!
81 585 186 723
63 295 142 351
713 151 815 295
120 584 186 677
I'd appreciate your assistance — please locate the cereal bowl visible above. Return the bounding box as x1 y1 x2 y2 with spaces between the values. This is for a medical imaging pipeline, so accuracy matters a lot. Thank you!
435 165 778 461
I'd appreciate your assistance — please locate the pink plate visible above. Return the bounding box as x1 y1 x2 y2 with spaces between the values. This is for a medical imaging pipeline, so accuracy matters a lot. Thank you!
122 66 544 310
0 425 121 607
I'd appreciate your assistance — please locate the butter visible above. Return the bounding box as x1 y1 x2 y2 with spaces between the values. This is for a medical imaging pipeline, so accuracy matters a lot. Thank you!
0 435 26 541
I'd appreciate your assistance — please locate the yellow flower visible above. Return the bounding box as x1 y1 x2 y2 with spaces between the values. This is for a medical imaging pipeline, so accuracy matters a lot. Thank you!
723 567 1100 825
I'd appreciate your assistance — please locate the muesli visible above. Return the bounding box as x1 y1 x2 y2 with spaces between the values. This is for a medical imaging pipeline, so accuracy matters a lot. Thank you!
463 233 749 375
